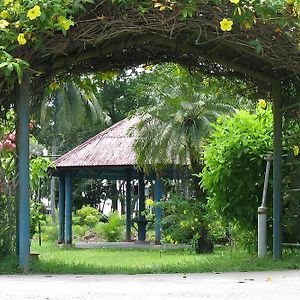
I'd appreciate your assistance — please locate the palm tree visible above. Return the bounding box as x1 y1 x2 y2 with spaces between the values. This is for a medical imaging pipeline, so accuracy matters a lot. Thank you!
132 67 233 252
34 81 110 221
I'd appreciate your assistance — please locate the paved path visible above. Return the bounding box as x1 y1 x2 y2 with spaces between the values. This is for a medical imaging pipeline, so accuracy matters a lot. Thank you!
1 270 300 300
75 241 189 249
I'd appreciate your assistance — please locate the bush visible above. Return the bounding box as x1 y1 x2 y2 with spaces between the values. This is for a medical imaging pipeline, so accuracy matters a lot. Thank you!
73 225 88 239
84 215 99 228
41 222 58 242
161 194 214 253
201 106 273 249
74 205 100 227
95 212 124 242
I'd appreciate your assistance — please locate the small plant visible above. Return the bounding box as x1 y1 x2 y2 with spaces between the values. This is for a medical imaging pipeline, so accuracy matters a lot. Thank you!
95 212 124 242
30 203 46 240
41 222 58 242
161 194 213 253
73 225 88 239
74 205 100 227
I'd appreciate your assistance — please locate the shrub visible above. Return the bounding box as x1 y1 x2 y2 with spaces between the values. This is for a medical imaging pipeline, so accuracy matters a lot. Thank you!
161 194 214 253
95 212 124 242
73 225 88 239
41 222 58 242
201 106 273 249
84 215 98 228
74 205 100 227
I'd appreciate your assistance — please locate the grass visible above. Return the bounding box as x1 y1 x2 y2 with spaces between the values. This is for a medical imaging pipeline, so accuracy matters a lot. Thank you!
2 241 300 274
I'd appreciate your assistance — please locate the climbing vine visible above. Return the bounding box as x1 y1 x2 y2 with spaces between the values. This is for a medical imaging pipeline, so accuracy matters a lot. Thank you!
0 0 299 85
0 0 93 83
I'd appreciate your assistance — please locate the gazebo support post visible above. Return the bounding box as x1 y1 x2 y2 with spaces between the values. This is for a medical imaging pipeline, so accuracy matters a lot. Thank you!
125 169 132 241
64 172 72 245
138 169 146 241
58 174 65 244
272 82 283 260
16 73 31 272
154 178 163 245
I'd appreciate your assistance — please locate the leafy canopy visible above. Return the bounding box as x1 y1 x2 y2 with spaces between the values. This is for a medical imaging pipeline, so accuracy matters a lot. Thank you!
0 0 299 84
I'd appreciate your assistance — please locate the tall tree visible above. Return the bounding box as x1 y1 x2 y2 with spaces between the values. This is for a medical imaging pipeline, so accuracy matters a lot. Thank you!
34 81 110 221
132 64 234 252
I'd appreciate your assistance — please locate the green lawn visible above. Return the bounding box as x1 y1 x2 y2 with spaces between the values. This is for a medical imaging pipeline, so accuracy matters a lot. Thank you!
2 242 300 274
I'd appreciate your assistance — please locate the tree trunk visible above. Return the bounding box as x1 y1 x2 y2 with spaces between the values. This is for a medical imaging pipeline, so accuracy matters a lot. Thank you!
189 147 214 253
111 181 118 212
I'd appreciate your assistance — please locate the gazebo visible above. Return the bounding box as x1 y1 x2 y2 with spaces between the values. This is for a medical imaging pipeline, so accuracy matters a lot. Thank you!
50 116 181 245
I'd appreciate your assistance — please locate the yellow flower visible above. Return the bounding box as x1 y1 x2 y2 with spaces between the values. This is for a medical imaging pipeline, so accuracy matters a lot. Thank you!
0 19 9 29
12 3 21 13
58 16 74 31
293 145 299 156
0 10 10 19
286 0 295 5
15 21 21 28
27 5 41 21
258 99 267 109
49 82 60 91
230 0 240 4
145 198 155 206
17 33 26 45
3 0 13 6
220 18 233 32
203 79 209 85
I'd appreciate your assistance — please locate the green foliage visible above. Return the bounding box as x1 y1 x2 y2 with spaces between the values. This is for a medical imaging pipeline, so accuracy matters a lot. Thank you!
202 105 273 236
30 203 46 239
0 0 93 83
74 205 101 227
73 225 88 239
161 195 206 246
132 64 234 172
40 221 58 242
95 212 124 242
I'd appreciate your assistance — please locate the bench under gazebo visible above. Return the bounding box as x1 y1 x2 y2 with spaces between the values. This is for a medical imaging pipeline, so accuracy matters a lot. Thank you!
50 116 184 245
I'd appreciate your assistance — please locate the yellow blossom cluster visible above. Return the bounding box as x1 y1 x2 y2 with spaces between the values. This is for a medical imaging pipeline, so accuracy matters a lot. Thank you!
293 145 299 156
145 198 155 206
258 99 267 109
0 2 76 48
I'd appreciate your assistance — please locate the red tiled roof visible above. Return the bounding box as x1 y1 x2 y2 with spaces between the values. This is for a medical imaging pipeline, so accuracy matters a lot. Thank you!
54 116 139 168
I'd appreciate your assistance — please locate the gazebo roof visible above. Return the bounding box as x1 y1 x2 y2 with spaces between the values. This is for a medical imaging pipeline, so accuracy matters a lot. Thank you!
51 115 186 180
54 116 139 169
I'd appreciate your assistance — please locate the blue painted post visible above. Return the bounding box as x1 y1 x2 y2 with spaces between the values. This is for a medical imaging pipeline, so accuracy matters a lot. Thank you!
138 170 146 241
154 178 163 245
16 73 30 272
125 170 132 241
272 83 282 260
58 175 65 244
64 172 72 244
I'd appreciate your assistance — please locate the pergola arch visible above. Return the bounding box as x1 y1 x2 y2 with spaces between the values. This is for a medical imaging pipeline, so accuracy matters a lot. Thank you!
12 0 299 270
